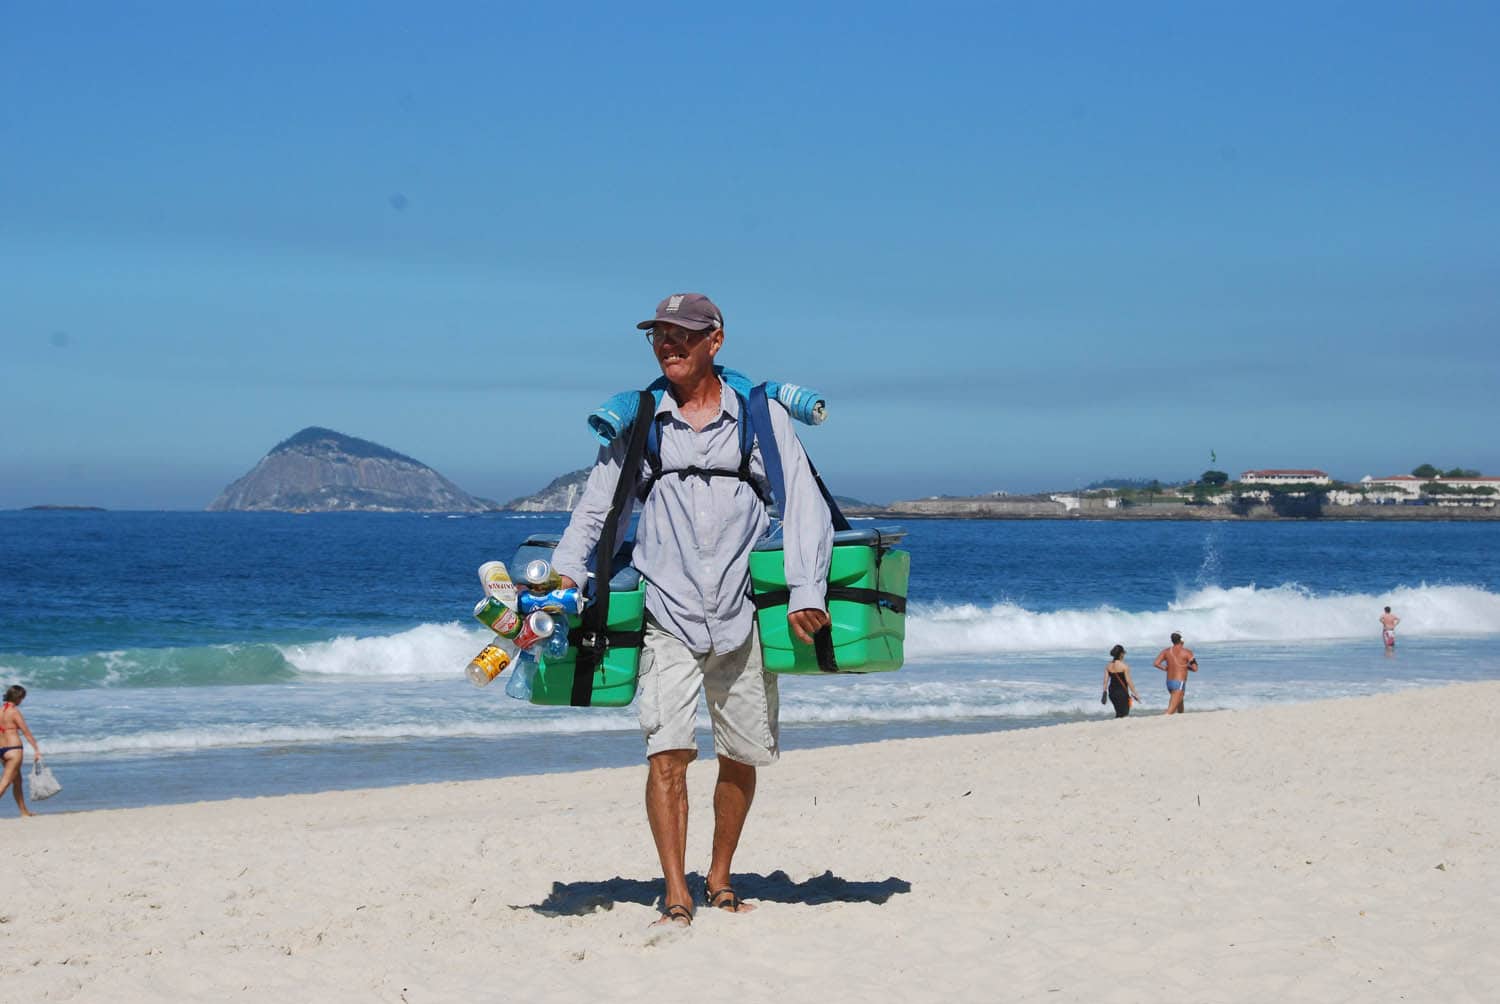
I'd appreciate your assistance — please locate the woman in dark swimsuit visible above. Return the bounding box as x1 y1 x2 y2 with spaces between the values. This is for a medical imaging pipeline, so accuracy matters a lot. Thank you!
1103 645 1141 718
1 684 43 817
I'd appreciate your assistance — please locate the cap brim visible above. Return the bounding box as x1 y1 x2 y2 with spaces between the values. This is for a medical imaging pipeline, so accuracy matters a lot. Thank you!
636 317 717 331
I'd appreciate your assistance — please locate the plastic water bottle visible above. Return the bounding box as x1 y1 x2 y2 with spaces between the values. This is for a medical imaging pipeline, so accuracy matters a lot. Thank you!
466 637 517 687
503 612 557 700
517 587 585 617
521 559 562 592
543 618 570 658
505 651 539 700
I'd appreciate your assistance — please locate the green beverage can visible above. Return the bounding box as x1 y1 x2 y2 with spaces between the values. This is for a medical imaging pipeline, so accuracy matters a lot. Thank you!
473 597 523 639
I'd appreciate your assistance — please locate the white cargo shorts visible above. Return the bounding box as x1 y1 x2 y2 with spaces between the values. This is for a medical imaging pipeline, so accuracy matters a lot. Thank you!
637 618 780 766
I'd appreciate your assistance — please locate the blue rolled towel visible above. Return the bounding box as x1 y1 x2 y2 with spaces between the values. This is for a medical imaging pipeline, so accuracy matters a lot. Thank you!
587 367 826 444
767 382 827 426
587 391 642 445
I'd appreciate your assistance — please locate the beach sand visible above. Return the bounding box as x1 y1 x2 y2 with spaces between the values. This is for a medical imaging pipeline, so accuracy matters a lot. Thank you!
6 682 1498 1003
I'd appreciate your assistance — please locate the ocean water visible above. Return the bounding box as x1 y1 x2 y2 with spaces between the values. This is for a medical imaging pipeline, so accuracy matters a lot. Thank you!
3 511 1499 813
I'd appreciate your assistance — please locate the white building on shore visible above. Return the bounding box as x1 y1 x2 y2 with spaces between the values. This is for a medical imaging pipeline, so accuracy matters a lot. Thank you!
1360 475 1500 499
1239 469 1332 486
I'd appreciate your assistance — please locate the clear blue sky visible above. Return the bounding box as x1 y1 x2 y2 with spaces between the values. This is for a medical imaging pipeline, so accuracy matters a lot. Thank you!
3 1 1497 508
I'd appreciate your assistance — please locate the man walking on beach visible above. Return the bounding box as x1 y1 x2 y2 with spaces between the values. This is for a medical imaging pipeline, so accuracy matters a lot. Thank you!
1380 606 1400 648
1153 632 1198 715
551 292 833 928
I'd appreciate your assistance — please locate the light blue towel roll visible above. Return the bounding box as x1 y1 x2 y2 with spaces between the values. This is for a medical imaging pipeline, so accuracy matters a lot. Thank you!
587 366 826 444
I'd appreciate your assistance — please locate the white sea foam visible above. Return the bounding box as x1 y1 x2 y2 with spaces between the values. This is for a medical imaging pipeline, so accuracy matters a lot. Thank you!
20 583 1494 691
905 583 1500 658
44 675 1449 758
273 584 1500 679
277 622 488 679
42 708 641 757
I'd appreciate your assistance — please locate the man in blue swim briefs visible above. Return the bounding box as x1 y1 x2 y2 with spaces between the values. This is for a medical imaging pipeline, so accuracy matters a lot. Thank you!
1153 632 1198 715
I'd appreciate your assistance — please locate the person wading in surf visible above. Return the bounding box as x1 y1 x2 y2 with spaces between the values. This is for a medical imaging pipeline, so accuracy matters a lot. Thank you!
551 293 833 927
1153 632 1198 715
1380 606 1400 648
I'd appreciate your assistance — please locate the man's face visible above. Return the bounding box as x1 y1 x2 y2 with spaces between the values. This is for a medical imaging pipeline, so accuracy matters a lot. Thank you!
648 322 720 385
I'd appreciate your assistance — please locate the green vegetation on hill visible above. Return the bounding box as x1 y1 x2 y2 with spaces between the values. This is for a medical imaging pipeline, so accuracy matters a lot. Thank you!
1412 463 1483 478
271 427 423 466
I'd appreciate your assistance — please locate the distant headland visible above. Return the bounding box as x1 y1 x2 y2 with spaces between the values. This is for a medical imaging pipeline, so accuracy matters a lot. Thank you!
207 427 499 513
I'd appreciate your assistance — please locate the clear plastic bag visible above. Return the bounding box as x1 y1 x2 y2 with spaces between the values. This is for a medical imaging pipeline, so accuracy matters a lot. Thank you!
30 760 61 800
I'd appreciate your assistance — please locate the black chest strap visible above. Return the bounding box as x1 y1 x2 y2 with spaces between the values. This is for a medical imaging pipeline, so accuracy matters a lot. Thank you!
637 396 771 507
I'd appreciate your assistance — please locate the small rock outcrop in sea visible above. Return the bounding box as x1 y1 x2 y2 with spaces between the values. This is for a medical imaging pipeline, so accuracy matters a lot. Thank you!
207 427 499 513
502 468 592 511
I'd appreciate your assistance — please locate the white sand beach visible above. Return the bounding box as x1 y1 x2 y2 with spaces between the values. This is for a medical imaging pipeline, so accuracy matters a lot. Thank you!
6 682 1498 1003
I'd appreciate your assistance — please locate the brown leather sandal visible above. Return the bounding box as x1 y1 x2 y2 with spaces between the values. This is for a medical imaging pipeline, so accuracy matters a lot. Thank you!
656 903 693 926
705 883 743 912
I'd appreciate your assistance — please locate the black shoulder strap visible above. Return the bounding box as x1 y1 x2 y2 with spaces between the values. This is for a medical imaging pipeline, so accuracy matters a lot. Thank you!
571 390 654 706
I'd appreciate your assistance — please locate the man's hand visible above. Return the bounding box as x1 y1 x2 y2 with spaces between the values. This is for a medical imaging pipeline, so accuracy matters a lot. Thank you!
558 574 578 591
787 608 830 645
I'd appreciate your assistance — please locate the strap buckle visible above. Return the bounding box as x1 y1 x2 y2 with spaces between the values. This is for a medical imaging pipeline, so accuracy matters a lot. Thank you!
575 630 609 654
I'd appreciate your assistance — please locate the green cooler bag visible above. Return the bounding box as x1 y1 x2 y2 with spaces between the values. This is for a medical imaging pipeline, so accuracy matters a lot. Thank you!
750 526 909 673
512 535 645 707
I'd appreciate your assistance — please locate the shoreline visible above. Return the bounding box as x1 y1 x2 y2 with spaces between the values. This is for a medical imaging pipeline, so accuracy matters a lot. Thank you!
8 682 1497 1001
11 505 1500 521
849 502 1500 521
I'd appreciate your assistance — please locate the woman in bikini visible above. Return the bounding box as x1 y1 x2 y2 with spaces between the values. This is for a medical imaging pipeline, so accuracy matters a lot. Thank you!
1103 645 1141 718
1 685 43 817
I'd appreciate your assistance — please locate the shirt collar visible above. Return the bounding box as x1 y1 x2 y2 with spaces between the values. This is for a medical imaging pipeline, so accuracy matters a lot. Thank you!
654 376 740 424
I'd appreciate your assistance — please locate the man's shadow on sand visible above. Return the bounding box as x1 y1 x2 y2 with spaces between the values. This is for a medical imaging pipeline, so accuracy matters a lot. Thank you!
518 869 911 917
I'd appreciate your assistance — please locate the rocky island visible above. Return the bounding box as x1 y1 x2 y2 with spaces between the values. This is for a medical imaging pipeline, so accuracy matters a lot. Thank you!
502 468 592 512
207 427 498 513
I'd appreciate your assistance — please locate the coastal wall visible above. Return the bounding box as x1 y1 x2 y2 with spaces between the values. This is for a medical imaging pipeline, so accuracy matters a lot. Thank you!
859 499 1500 521
885 497 1070 518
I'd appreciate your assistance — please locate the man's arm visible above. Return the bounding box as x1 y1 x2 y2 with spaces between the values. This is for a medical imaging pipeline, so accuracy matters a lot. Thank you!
763 400 834 643
551 436 637 592
1187 649 1199 672
1154 649 1169 672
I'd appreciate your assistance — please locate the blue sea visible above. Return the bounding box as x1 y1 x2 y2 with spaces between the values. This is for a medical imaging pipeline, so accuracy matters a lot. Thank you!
3 511 1499 813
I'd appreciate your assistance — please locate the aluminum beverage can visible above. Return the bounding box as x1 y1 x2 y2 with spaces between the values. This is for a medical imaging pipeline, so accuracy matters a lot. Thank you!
478 560 518 610
518 587 585 617
466 641 514 687
473 597 523 638
514 610 555 651
521 559 562 591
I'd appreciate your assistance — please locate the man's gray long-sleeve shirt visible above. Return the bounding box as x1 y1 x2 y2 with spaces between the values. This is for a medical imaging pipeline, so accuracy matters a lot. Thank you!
551 380 833 656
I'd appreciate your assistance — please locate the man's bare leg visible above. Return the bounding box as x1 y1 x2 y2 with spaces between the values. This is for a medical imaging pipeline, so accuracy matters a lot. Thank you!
706 756 757 913
1165 690 1184 715
645 749 695 924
